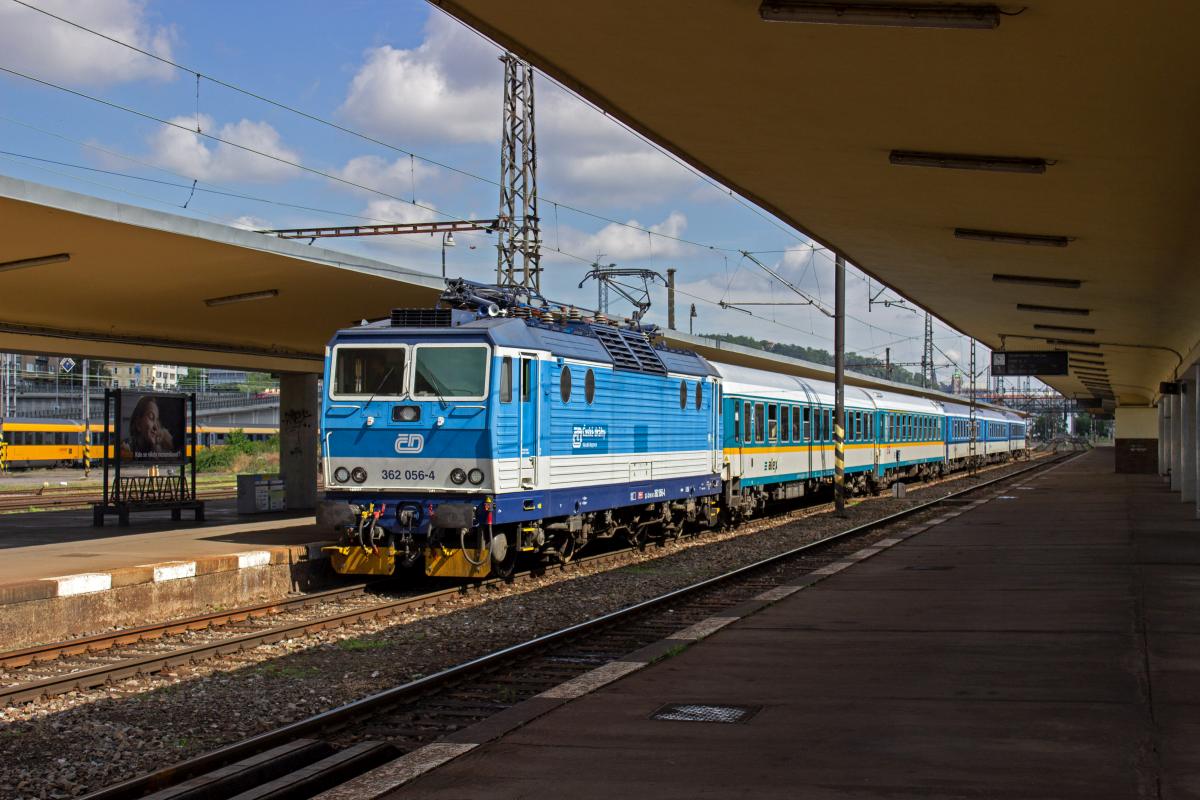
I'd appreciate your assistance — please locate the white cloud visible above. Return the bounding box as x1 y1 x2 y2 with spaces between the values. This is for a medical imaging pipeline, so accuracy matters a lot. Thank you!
146 114 300 183
338 11 697 208
227 214 271 231
339 15 498 144
554 211 689 264
333 155 438 196
0 0 175 85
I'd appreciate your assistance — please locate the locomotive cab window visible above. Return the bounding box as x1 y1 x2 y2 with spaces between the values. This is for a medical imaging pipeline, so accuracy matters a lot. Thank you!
413 345 489 400
332 346 406 398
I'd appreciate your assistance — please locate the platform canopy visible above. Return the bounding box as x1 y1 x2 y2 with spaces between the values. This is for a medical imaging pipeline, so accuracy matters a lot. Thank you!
0 176 443 373
435 0 1200 406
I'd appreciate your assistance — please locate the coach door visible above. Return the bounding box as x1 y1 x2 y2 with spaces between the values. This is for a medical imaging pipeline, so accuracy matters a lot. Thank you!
798 383 818 477
519 354 539 488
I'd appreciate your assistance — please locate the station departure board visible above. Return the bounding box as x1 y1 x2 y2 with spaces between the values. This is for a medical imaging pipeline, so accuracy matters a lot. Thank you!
990 350 1069 376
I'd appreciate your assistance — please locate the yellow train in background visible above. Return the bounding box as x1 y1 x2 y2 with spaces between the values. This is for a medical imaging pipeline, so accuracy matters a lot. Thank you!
0 418 278 469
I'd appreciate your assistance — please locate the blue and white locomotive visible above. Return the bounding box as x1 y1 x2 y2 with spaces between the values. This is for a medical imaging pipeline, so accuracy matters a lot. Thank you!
320 281 1027 578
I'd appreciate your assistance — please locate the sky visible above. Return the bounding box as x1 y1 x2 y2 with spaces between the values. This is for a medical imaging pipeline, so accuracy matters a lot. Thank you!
0 0 1013 389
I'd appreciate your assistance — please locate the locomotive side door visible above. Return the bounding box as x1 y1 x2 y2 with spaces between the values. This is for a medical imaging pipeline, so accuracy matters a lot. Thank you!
519 353 538 488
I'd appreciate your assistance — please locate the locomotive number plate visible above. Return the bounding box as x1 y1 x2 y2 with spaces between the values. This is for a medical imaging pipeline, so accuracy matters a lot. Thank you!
381 469 437 481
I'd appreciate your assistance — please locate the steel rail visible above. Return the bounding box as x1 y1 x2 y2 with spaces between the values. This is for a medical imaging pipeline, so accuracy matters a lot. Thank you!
81 452 1073 800
0 548 635 706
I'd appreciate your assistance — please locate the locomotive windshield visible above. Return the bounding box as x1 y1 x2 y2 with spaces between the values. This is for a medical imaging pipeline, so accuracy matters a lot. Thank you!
333 347 406 397
413 345 489 399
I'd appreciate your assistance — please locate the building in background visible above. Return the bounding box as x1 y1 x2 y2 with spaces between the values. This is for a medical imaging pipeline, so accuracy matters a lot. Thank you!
206 369 249 388
110 363 182 390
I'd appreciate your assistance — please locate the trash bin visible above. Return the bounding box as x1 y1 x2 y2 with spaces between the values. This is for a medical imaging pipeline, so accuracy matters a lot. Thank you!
237 473 281 514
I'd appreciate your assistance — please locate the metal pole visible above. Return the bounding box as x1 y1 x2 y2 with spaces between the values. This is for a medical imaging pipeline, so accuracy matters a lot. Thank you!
667 268 677 331
441 237 447 280
834 253 846 516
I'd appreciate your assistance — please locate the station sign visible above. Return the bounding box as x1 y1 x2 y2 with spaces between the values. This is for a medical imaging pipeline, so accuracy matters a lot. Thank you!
990 350 1068 376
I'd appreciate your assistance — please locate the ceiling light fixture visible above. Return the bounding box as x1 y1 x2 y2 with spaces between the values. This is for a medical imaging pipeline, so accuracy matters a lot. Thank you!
1017 303 1090 316
957 228 1071 247
993 273 1082 289
1045 339 1100 348
1034 324 1096 334
204 289 280 307
759 2 1001 28
0 252 70 273
889 150 1046 173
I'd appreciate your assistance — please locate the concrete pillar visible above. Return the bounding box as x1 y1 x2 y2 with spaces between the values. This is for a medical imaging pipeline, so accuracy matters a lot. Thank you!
1171 392 1183 492
1195 365 1200 517
279 372 319 510
1159 401 1168 475
1184 380 1196 502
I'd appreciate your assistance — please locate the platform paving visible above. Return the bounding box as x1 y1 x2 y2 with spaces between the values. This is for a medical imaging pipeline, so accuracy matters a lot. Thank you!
0 501 336 647
384 449 1198 799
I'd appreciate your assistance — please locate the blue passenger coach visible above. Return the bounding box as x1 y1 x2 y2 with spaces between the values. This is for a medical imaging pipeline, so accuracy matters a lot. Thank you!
321 283 722 578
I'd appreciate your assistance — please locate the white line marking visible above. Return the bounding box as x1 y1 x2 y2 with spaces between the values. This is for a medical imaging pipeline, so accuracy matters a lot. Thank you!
311 742 477 799
670 616 739 641
236 550 271 568
149 561 196 582
537 661 645 700
44 573 111 597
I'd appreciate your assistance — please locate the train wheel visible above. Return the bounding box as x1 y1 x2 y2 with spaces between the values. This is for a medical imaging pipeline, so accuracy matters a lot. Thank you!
556 533 577 564
491 531 517 579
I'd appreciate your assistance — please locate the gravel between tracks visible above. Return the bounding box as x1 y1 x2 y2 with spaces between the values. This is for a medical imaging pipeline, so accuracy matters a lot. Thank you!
0 457 1053 799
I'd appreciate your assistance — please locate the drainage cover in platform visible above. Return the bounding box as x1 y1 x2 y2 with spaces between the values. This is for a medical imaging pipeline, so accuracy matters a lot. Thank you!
650 703 762 724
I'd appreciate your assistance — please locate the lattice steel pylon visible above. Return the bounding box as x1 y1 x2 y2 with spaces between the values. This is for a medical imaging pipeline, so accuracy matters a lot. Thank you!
922 312 935 389
495 53 542 293
968 338 979 474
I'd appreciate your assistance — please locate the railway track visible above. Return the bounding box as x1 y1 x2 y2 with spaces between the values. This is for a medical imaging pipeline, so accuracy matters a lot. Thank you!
0 455 1043 709
76 452 1073 800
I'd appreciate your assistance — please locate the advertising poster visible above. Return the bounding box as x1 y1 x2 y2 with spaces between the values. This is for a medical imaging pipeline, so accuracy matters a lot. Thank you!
119 391 186 463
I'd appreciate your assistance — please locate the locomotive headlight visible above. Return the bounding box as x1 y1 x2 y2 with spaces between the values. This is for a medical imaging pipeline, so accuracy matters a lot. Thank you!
467 468 485 485
450 467 467 485
350 466 368 484
333 466 350 484
393 405 420 422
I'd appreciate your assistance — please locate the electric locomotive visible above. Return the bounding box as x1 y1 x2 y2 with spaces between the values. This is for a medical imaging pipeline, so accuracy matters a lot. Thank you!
320 280 723 579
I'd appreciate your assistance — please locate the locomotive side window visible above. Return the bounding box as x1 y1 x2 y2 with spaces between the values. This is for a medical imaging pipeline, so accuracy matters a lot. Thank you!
561 365 572 403
585 369 596 404
680 381 688 410
695 381 703 410
500 357 512 403
414 345 489 399
333 347 405 397
521 358 532 402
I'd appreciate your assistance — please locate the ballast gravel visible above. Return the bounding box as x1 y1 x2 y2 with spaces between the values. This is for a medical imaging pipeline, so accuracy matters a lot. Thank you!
0 457 1051 798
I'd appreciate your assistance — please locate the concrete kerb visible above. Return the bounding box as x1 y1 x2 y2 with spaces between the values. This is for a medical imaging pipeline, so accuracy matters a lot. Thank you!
0 541 335 649
314 512 974 799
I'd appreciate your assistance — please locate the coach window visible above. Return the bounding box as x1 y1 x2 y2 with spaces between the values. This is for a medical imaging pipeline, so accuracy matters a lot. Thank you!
755 403 766 443
824 409 832 441
585 369 596 405
743 401 752 442
781 404 790 441
500 357 513 403
767 405 778 441
560 365 572 403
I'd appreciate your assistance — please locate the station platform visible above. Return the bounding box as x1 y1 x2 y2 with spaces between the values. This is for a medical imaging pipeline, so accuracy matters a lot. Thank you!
0 501 335 648
373 448 1197 799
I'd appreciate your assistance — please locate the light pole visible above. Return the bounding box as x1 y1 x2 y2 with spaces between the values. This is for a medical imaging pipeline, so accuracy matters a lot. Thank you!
441 231 456 280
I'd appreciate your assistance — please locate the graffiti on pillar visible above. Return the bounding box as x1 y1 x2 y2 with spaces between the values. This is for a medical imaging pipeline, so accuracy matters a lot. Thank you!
281 407 314 457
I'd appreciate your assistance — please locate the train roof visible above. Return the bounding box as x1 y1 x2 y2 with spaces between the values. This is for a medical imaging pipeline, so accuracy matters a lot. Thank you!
332 315 718 378
1 417 82 426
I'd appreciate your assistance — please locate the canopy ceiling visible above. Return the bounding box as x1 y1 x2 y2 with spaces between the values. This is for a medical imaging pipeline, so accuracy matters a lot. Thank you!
436 0 1200 405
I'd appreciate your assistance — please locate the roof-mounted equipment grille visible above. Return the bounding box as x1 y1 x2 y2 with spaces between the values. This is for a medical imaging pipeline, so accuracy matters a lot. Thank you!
592 326 667 374
391 308 452 327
